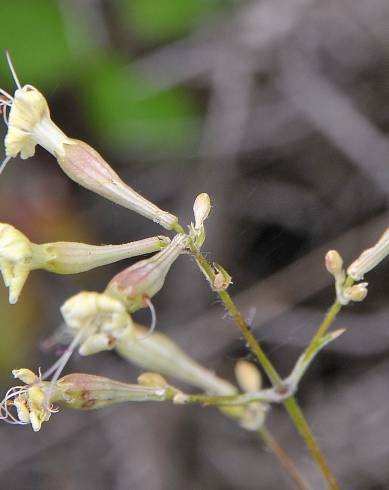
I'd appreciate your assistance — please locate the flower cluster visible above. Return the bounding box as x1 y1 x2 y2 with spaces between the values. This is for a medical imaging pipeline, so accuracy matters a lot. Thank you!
0 54 267 433
325 228 389 305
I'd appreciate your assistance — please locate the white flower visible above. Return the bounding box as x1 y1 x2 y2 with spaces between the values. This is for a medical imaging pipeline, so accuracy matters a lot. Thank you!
61 292 134 355
0 223 34 303
0 369 54 432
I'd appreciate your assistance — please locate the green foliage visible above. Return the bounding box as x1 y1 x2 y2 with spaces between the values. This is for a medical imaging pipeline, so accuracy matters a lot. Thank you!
0 0 83 87
119 0 220 42
81 58 198 152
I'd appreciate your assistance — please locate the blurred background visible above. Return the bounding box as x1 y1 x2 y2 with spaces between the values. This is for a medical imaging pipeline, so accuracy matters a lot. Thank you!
0 0 389 488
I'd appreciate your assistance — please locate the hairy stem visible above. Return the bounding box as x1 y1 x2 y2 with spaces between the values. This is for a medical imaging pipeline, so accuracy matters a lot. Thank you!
189 243 340 490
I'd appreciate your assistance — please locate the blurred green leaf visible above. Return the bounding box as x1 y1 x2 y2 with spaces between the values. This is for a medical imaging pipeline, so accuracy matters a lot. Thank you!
81 58 198 153
119 0 219 42
0 0 87 88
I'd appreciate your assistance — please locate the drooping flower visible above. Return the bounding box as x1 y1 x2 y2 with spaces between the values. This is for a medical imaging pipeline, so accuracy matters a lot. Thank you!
0 222 170 304
0 53 180 231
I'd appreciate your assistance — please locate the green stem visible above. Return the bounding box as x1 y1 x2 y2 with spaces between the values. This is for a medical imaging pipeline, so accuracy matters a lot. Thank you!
259 426 312 490
190 244 340 490
184 388 286 406
284 398 338 490
171 222 185 234
191 247 284 389
304 276 353 361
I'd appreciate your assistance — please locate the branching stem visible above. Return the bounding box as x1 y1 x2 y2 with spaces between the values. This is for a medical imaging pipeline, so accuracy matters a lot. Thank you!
189 241 340 490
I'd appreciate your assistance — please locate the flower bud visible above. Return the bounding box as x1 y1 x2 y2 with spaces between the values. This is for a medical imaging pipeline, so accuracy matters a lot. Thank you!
343 282 368 302
212 263 232 291
233 360 267 430
61 292 134 355
106 234 189 312
325 250 344 277
347 228 389 280
239 403 268 431
137 372 169 388
193 193 211 229
56 140 179 230
235 360 262 393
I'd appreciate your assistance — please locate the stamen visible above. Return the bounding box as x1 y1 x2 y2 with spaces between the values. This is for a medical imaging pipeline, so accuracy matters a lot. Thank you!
42 329 84 412
40 323 72 354
0 386 29 424
5 50 21 90
0 156 11 175
136 298 157 340
0 88 13 101
2 105 9 125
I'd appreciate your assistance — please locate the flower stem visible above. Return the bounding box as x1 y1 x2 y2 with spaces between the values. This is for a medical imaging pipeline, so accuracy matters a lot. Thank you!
189 243 340 490
259 426 312 490
283 397 339 490
304 276 353 361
